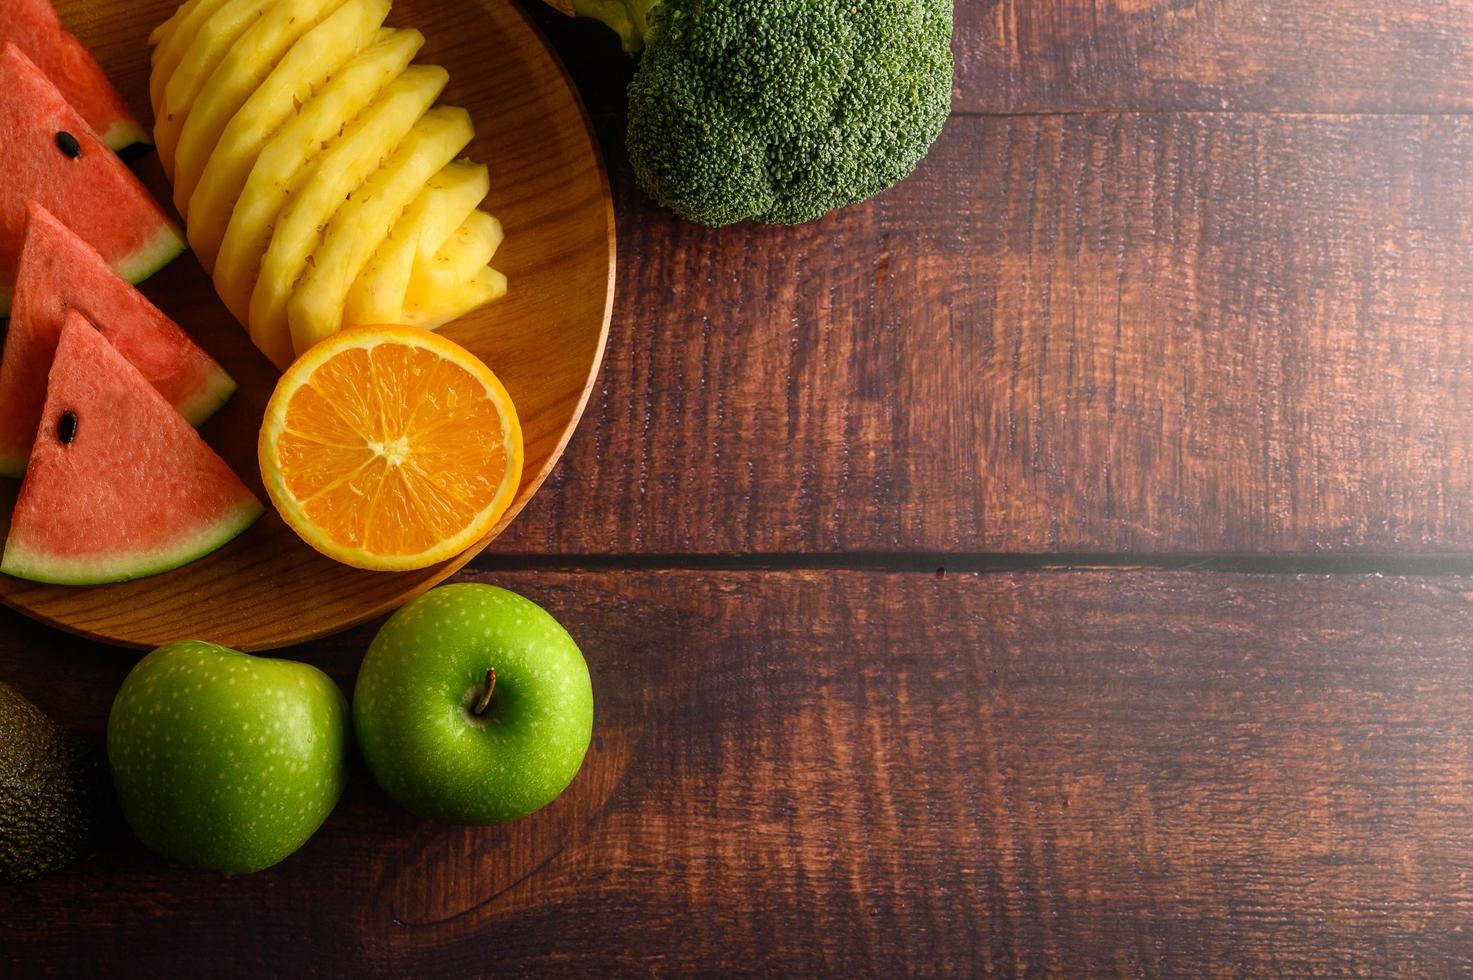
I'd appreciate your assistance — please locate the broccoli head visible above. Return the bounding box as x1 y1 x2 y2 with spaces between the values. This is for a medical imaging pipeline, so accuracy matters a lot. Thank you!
573 0 955 227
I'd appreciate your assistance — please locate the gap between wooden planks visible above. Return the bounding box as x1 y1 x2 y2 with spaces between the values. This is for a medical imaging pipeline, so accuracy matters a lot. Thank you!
470 551 1473 577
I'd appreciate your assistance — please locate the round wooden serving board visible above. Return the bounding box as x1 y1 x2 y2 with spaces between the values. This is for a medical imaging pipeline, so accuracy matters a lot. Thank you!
0 0 615 650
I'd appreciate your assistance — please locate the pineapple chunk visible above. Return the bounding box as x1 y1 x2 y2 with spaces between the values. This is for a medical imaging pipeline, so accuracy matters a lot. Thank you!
342 207 423 327
172 0 359 216
248 65 449 367
410 167 492 265
212 29 422 336
287 107 474 354
150 0 232 101
187 0 390 269
343 161 488 327
149 2 191 48
404 210 504 311
155 0 272 178
403 267 508 331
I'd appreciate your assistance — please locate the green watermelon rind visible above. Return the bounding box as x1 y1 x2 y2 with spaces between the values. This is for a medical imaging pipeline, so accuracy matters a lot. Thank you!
0 222 187 320
111 222 189 289
102 119 153 154
174 365 238 428
0 496 263 586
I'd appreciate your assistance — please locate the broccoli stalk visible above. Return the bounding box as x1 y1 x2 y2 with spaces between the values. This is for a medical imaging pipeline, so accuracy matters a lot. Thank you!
562 0 955 228
572 0 659 54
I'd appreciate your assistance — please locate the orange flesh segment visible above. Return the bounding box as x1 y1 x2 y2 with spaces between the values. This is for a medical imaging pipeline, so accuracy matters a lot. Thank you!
274 342 511 557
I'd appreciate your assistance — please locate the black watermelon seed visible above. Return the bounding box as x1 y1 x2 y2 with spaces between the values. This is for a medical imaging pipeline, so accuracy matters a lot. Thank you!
56 411 77 445
55 131 81 158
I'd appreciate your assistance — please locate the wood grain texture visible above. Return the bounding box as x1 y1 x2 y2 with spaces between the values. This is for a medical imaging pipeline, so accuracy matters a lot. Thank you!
489 110 1473 556
524 0 1473 116
7 568 1473 975
954 0 1473 114
0 0 613 650
7 6 1473 976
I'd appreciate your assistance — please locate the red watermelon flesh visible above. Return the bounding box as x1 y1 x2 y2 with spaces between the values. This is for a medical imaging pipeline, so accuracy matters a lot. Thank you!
0 0 147 151
0 42 183 317
1 311 262 585
0 202 235 476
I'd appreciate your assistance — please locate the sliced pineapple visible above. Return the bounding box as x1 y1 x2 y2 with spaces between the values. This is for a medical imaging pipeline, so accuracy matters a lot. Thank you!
288 107 473 353
248 65 449 367
150 0 232 102
155 0 274 178
405 210 504 311
343 161 488 327
172 0 357 216
187 1 390 270
212 29 422 334
403 267 508 331
409 166 491 264
149 1 190 48
152 0 510 354
342 202 426 327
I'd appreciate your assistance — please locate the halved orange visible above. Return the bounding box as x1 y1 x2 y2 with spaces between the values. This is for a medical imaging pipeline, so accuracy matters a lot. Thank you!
258 324 523 571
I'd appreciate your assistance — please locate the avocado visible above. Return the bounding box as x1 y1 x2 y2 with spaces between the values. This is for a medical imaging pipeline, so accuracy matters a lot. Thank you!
0 681 104 882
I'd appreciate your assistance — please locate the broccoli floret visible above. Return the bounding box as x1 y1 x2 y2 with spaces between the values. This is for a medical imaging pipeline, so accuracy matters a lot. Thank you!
574 0 954 227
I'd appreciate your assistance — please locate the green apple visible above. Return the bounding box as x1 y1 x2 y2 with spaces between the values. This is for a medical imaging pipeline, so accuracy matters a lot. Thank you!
106 640 350 874
354 584 593 824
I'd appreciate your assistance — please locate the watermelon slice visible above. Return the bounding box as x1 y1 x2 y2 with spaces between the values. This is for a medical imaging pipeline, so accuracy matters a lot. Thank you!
0 0 148 151
0 42 184 316
1 312 262 586
0 203 236 477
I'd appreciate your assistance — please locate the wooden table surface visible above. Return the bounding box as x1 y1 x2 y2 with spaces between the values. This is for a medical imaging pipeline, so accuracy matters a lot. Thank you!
9 1 1473 975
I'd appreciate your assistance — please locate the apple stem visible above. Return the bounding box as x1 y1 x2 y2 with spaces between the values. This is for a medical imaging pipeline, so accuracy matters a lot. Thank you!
473 667 496 717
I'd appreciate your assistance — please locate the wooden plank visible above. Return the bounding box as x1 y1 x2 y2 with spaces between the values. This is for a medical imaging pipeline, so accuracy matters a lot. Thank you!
521 0 1473 116
6 568 1473 974
493 112 1473 556
954 1 1473 114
